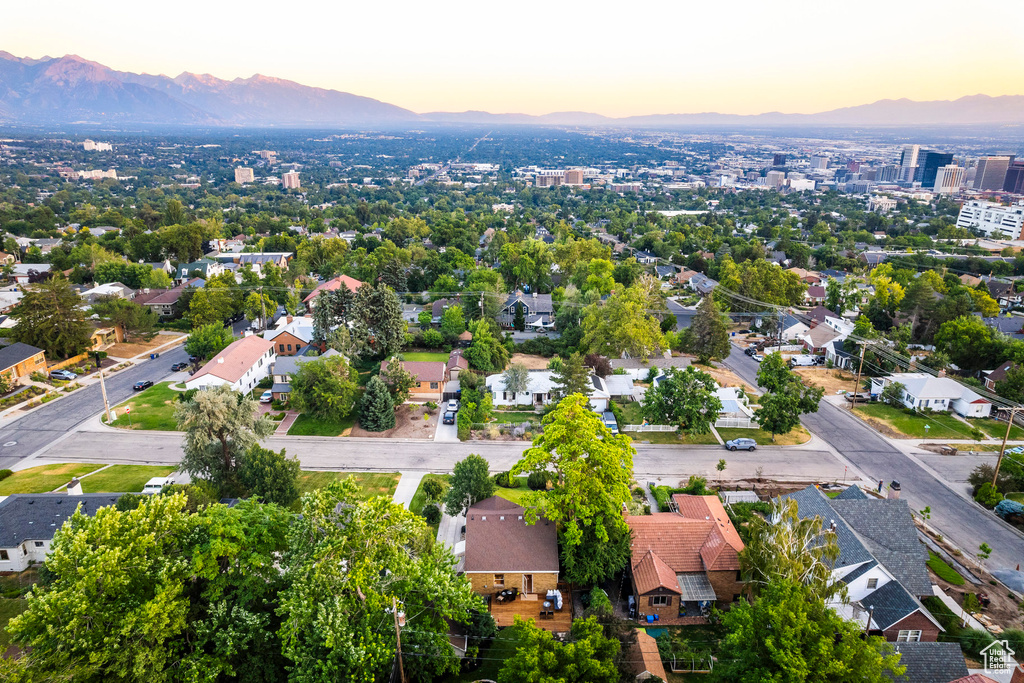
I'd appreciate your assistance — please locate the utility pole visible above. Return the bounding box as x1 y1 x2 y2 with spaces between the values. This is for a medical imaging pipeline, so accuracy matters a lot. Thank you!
851 345 866 410
259 285 267 331
864 605 874 638
993 406 1018 487
392 596 405 683
98 368 112 424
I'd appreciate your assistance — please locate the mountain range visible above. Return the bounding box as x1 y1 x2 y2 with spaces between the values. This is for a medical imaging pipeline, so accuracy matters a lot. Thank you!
2 51 1023 129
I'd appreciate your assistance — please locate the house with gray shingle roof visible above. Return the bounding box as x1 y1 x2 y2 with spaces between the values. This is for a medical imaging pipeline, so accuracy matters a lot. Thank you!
0 493 120 572
887 641 968 683
781 485 942 643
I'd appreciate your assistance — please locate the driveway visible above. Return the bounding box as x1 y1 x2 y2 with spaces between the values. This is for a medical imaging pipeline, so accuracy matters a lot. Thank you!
434 413 459 442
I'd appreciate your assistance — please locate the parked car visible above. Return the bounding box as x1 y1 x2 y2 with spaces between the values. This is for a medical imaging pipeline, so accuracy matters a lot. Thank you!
725 438 757 452
601 410 619 435
188 355 199 364
171 362 188 372
752 354 765 363
133 380 153 391
446 399 459 413
744 346 756 356
443 411 456 425
259 390 273 404
49 369 77 381
789 355 817 367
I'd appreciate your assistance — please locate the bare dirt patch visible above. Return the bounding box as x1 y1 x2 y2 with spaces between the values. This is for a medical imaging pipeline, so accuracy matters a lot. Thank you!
349 403 438 439
108 331 185 359
794 367 859 395
510 353 551 370
693 364 754 393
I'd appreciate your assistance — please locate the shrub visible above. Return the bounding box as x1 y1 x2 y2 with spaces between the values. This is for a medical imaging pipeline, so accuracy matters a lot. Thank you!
0 469 12 481
680 475 711 496
457 419 471 441
495 471 519 488
423 504 442 525
257 377 273 389
422 478 445 502
959 628 996 658
587 586 612 615
1002 629 1024 658
527 470 553 491
962 593 982 614
926 551 965 586
974 482 1003 508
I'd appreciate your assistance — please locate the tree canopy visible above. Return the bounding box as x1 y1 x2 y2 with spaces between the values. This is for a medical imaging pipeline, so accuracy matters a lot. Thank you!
641 366 723 434
289 354 360 423
10 276 93 359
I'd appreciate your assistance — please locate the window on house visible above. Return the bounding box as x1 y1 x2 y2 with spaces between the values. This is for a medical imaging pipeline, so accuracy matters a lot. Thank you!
494 574 505 588
736 570 742 581
287 344 292 351
650 595 670 607
34 541 43 548
0 549 8 561
896 630 922 642
430 382 438 389
867 578 878 589
502 392 507 400
279 344 285 352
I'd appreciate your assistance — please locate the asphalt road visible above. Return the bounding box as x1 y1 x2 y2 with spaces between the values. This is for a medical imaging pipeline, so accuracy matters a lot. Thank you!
0 344 189 470
722 344 1024 590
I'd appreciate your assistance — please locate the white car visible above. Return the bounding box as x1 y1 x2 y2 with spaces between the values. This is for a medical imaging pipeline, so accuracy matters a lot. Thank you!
260 390 273 403
446 399 459 412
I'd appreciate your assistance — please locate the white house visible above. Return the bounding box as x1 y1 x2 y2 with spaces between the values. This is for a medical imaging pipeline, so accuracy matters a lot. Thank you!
870 372 992 418
185 335 276 394
0 493 120 572
486 370 610 411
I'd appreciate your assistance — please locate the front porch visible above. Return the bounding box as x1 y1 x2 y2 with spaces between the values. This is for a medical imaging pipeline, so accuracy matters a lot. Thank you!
489 592 572 632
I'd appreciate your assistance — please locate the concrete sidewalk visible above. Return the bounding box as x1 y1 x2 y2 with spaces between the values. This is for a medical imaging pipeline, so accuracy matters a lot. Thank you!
436 509 466 551
392 471 425 508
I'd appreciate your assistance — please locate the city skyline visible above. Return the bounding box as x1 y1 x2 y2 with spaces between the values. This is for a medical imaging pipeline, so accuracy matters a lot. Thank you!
1 0 1022 118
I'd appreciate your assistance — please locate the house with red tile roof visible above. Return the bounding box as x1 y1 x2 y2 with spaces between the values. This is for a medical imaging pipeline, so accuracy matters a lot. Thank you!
185 335 275 394
626 494 744 625
302 274 363 305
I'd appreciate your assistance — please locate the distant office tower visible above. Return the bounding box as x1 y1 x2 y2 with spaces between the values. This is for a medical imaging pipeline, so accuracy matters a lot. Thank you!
932 165 964 194
973 156 1015 191
956 200 1024 239
235 167 255 184
765 170 786 188
773 153 787 166
875 164 898 183
847 161 861 172
1005 162 1024 194
536 174 562 187
810 156 829 169
899 144 920 182
282 171 300 189
259 150 277 160
915 150 954 188
564 169 584 185
82 139 112 151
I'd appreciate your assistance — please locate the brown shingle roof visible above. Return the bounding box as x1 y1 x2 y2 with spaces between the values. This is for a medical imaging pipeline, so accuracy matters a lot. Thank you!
303 275 363 303
446 350 469 374
189 335 274 384
463 497 559 573
380 359 446 383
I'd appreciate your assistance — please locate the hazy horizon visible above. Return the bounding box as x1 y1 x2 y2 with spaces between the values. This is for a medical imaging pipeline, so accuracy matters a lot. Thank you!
2 0 1023 117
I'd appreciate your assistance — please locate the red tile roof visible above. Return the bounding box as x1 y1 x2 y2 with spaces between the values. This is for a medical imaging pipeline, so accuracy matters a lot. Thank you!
633 631 669 682
189 335 274 384
632 549 680 595
463 497 559 573
303 275 363 303
671 494 744 553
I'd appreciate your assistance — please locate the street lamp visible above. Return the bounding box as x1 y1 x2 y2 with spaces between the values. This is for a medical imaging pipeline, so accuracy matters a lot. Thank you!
924 424 930 438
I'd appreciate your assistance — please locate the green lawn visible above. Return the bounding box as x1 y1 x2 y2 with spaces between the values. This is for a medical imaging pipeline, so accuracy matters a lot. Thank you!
0 598 27 652
853 404 968 440
616 401 645 425
409 474 450 516
0 463 104 495
971 418 1024 440
624 430 720 445
1007 492 1024 503
401 352 449 362
296 471 400 499
106 382 181 431
927 550 966 586
718 425 811 446
452 626 526 683
288 413 357 436
81 465 177 493
494 477 538 506
491 412 543 424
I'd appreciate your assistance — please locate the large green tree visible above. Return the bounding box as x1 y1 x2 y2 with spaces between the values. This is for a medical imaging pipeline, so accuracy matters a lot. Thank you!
497 616 619 683
582 281 666 360
641 366 723 434
444 453 497 516
439 303 466 337
934 315 998 373
184 323 233 360
714 580 904 683
511 394 635 584
10 276 92 359
175 385 275 495
754 353 823 441
550 351 592 400
689 294 731 363
8 494 291 683
464 319 510 373
359 375 395 432
278 480 481 683
289 354 360 422
91 294 157 343
352 282 406 358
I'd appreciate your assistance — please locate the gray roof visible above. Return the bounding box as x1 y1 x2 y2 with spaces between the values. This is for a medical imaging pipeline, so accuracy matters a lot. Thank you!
272 349 341 378
782 486 874 570
834 485 869 501
0 493 120 547
887 642 967 683
841 559 878 584
831 498 932 597
863 578 925 631
0 342 43 371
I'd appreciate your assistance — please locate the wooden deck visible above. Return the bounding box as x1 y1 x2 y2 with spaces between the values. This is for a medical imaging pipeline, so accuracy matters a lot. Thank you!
489 594 572 632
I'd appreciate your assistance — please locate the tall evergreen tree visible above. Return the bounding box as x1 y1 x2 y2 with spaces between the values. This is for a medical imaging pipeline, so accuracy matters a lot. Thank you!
689 294 731 363
359 375 395 432
10 276 92 359
551 351 592 400
513 302 526 331
352 282 405 358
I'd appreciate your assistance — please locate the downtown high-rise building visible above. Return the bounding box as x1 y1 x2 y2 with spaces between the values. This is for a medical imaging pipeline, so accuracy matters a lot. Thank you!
773 153 787 166
898 144 920 181
973 155 1015 191
234 167 255 184
282 171 300 189
915 150 954 188
1005 162 1024 194
932 165 965 194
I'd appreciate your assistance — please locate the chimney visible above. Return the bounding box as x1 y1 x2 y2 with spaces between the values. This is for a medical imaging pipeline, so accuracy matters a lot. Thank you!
67 478 82 496
1011 664 1024 683
218 357 225 364
286 315 293 324
888 480 901 500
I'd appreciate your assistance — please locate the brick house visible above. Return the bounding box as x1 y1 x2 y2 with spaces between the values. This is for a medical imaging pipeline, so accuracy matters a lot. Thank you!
626 494 745 625
380 350 465 403
264 317 315 356
0 342 46 384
